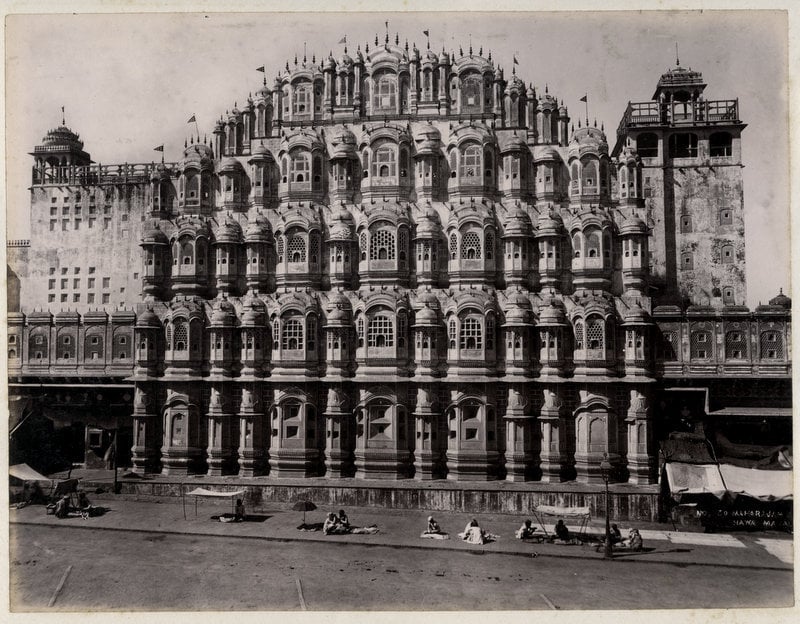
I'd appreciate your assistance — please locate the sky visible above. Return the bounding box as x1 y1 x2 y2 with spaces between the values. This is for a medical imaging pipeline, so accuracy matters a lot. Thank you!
4 10 790 308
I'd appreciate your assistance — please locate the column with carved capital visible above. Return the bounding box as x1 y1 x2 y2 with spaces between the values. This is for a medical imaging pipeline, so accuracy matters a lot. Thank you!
503 386 536 481
238 385 267 477
413 385 441 480
626 388 657 484
324 385 354 477
538 386 571 482
131 383 161 474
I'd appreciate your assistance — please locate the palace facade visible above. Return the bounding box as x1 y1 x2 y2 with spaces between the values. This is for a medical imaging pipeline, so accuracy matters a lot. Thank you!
7 34 791 485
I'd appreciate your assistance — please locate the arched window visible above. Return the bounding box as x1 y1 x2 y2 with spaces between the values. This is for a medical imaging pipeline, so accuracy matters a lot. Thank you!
460 231 482 259
399 147 409 178
710 132 732 158
461 75 482 112
485 231 494 260
369 226 396 260
312 155 322 190
459 316 483 350
637 133 658 158
367 314 394 348
362 150 370 178
293 83 312 115
574 320 585 350
681 251 694 271
372 144 396 178
281 157 288 182
276 236 285 263
720 244 734 264
586 317 605 351
449 233 458 260
180 239 194 265
484 150 494 180
373 74 397 110
290 152 310 183
282 317 304 351
357 315 365 347
582 160 598 191
306 316 316 351
287 233 306 263
586 230 601 258
359 231 368 261
459 144 481 179
449 151 457 178
448 318 457 349
173 320 188 351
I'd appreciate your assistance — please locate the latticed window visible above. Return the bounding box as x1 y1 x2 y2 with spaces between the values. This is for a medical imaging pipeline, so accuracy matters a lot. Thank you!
173 321 188 351
397 312 407 347
586 317 605 351
418 240 431 261
448 318 457 348
367 314 394 348
276 236 285 262
359 232 368 260
282 317 304 350
760 331 783 359
459 316 483 350
449 233 458 259
357 316 365 345
306 316 316 351
309 234 319 265
370 228 395 260
461 231 482 259
373 75 396 110
291 153 310 182
574 320 585 350
486 316 495 350
288 235 306 263
165 325 173 349
661 331 678 360
460 144 481 178
485 232 494 260
272 319 280 349
725 331 747 359
398 228 408 268
372 145 396 178
690 331 712 359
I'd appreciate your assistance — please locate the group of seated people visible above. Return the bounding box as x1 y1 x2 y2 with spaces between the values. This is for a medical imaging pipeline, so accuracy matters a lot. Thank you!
53 492 99 519
321 509 380 535
600 524 644 551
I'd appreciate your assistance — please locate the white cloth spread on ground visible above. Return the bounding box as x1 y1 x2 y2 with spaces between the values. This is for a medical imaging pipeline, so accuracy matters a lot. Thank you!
420 532 450 540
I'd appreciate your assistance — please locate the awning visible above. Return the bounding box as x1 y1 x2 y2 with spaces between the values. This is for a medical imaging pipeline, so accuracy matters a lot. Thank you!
665 462 793 501
185 488 245 498
9 463 51 482
534 505 591 518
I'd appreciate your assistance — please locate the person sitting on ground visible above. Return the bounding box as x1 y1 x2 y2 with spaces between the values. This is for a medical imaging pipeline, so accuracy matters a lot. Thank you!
77 492 95 519
554 519 571 542
628 528 643 551
323 512 340 535
337 509 351 531
515 519 537 540
54 495 70 519
426 516 443 534
235 498 245 522
610 523 623 545
460 518 488 544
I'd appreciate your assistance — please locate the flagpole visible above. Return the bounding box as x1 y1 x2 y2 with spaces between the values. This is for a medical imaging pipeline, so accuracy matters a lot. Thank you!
584 94 589 125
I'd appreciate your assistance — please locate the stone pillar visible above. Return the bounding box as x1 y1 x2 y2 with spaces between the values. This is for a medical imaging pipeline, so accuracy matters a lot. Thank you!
238 386 267 477
206 385 236 476
323 386 353 478
538 387 570 482
413 386 441 480
573 389 621 484
503 386 536 481
131 384 161 473
626 389 657 484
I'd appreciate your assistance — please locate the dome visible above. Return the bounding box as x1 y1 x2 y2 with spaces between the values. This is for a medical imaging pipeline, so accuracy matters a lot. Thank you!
503 204 532 237
413 304 439 327
769 289 791 309
413 124 442 157
215 216 243 244
245 213 272 243
136 307 161 328
248 143 274 162
210 299 237 326
141 223 169 245
181 142 214 170
40 126 84 151
505 73 525 94
329 128 358 160
338 51 353 67
568 125 609 160
619 213 648 236
619 144 640 166
241 295 266 325
218 156 244 173
327 205 355 241
416 290 440 309
414 206 442 239
538 301 567 326
149 162 172 182
535 209 564 238
570 207 612 231
503 292 532 325
532 145 562 163
622 303 651 325
424 47 439 63
255 83 271 100
324 54 336 70
499 132 527 154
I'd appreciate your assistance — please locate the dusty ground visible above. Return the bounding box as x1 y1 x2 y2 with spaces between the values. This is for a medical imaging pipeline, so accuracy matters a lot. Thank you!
10 524 793 611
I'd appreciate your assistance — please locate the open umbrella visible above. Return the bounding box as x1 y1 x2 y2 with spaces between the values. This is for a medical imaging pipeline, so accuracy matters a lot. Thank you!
292 500 317 526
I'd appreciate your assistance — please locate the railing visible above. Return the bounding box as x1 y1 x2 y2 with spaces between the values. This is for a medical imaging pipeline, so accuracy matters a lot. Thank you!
31 162 179 186
618 99 739 132
7 239 30 247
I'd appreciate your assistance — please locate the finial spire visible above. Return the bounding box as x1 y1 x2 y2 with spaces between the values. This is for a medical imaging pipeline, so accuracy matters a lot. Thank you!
385 20 389 44
675 41 680 66
61 105 65 126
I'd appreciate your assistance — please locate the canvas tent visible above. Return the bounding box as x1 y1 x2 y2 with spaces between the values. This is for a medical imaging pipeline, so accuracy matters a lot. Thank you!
182 487 246 519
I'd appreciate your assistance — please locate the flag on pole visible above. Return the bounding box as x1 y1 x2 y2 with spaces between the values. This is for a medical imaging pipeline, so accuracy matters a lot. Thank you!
338 36 346 44
187 114 196 123
256 66 265 73
513 55 519 65
423 30 429 37
579 95 588 102
153 145 164 152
